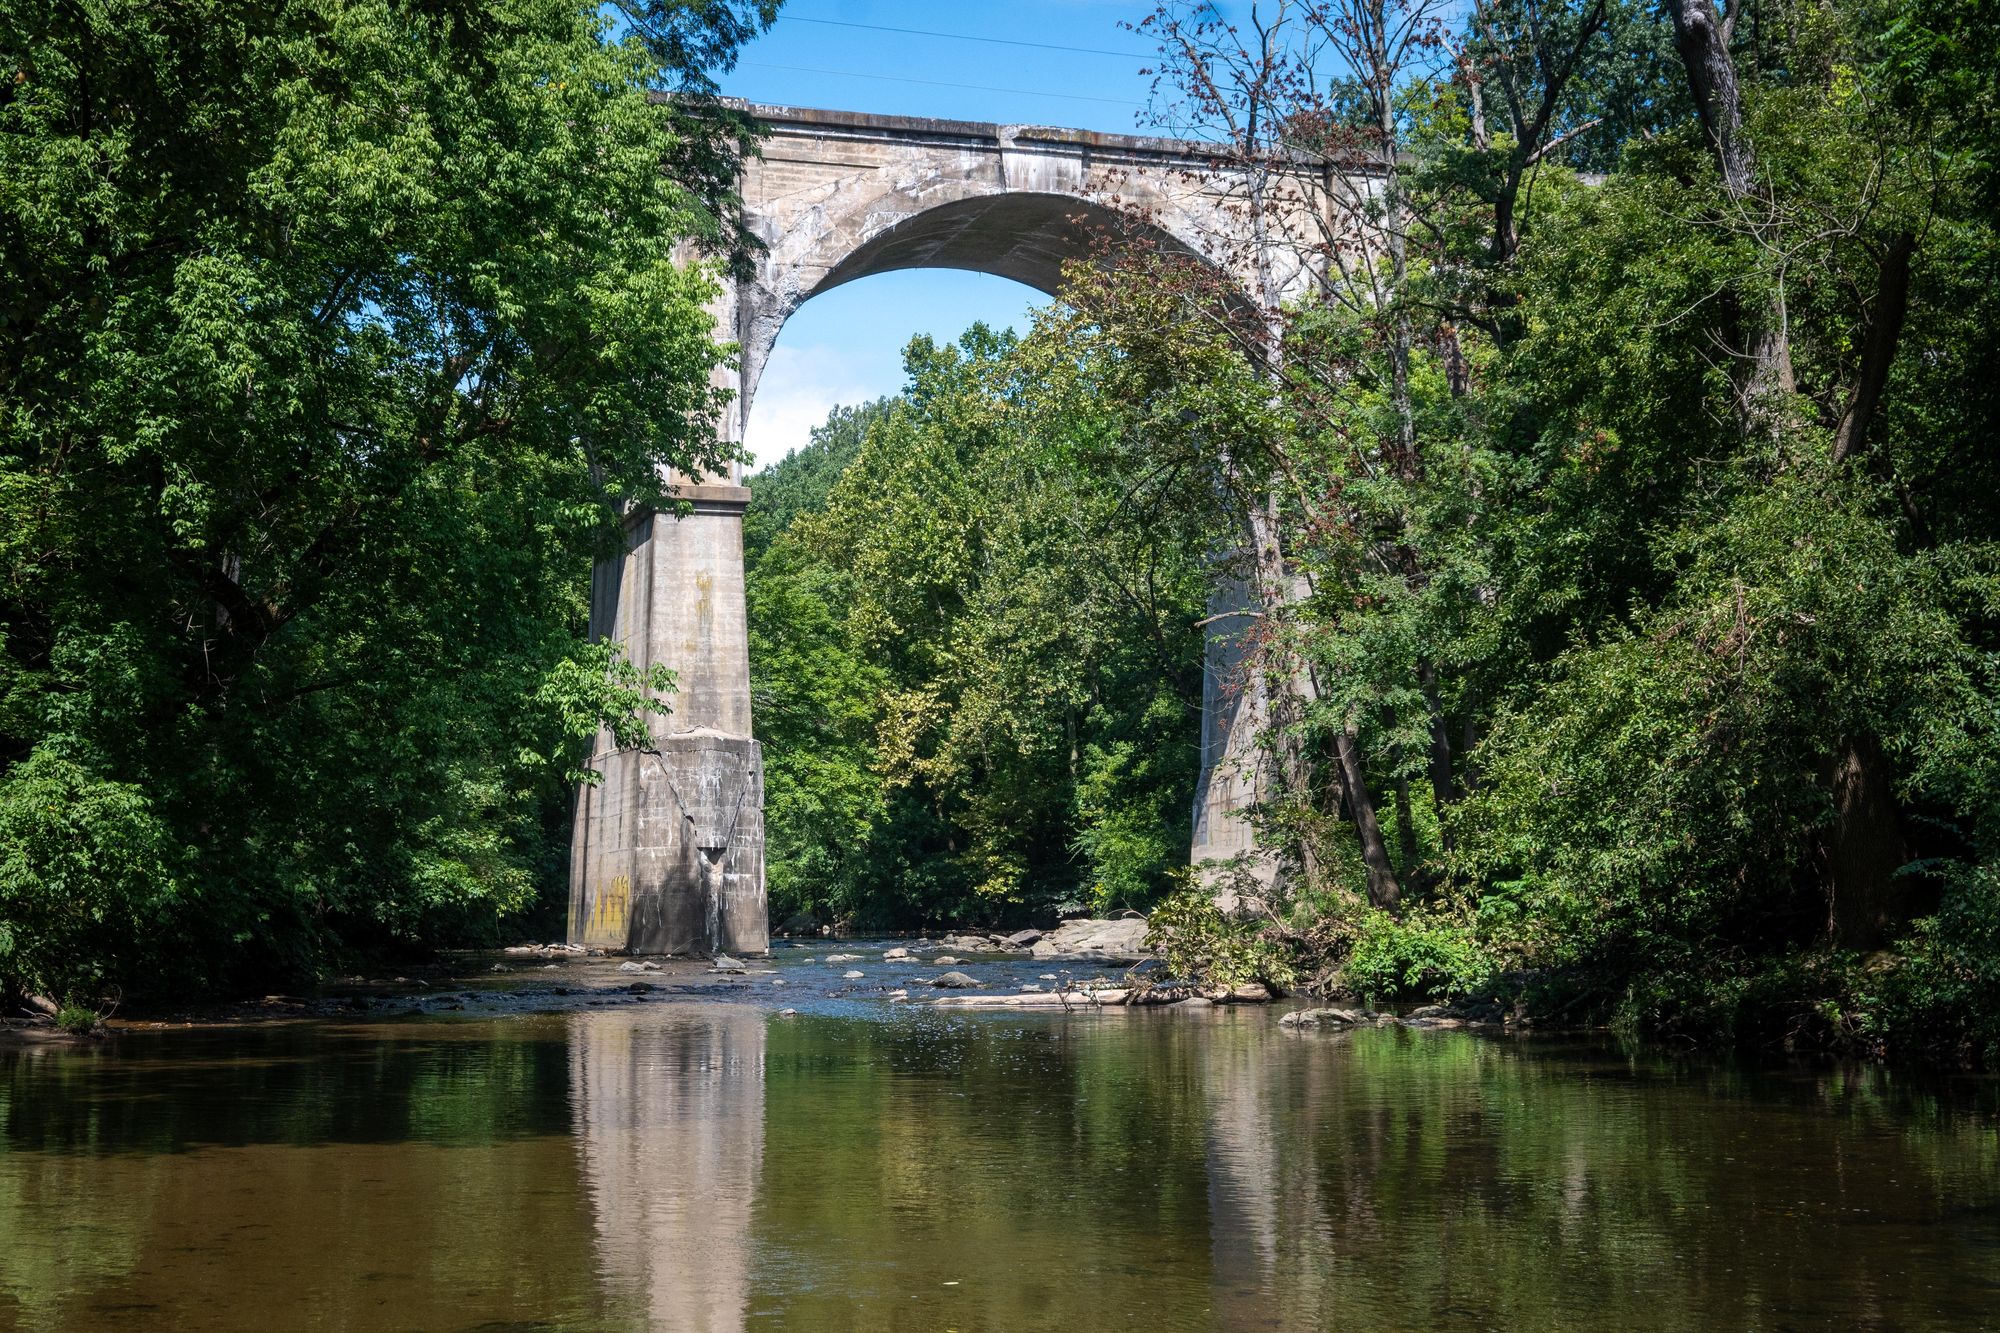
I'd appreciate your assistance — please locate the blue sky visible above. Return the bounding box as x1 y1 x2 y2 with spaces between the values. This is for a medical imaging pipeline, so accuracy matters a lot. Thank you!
712 1 1167 464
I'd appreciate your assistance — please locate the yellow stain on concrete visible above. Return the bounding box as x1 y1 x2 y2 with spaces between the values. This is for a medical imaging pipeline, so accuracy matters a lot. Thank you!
586 874 631 943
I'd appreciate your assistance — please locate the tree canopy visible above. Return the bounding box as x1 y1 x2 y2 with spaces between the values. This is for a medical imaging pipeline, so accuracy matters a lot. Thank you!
0 0 772 1000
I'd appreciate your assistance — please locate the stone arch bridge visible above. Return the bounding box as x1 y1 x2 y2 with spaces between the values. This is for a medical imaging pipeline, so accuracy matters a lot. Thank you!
569 103 1355 955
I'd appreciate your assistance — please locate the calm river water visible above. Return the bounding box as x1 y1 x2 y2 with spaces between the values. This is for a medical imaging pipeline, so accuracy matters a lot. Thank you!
3 944 1998 1331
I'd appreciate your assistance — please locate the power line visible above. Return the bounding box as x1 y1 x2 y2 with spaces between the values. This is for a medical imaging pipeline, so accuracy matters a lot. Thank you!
779 15 1153 61
741 61 1146 109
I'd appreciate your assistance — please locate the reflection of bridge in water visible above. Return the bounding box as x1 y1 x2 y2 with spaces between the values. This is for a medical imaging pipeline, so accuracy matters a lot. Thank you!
564 1004 1325 1330
3 1006 1983 1327
570 1006 765 1332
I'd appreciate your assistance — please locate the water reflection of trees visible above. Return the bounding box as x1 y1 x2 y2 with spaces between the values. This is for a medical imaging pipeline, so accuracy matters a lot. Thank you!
1193 1023 2000 1331
0 1020 608 1331
2 1011 1997 1330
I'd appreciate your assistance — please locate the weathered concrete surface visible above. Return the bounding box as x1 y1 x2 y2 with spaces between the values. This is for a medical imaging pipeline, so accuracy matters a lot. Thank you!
573 104 1366 955
569 492 766 957
1189 562 1273 884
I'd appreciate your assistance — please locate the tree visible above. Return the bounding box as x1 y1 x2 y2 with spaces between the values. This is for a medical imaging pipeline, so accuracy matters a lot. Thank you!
0 0 772 1001
746 327 1213 927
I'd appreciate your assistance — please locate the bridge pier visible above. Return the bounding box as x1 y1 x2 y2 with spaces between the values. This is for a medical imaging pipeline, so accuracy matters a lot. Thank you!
568 488 767 957
1189 566 1279 891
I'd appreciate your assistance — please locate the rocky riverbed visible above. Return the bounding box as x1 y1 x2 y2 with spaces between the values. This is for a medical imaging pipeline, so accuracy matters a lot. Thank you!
11 919 1537 1038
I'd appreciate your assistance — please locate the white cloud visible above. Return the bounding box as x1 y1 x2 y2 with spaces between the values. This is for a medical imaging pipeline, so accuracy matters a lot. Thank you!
742 341 892 467
738 270 1048 469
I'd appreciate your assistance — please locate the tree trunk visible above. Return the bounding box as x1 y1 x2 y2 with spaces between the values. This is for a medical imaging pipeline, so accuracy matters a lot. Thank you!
1667 0 1755 197
1419 659 1455 811
1821 732 1910 950
1243 488 1324 889
1337 724 1400 910
1665 0 1795 435
1393 774 1418 875
1832 231 1916 465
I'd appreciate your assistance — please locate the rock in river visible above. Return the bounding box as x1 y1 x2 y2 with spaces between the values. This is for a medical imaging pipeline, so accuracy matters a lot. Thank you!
1028 917 1153 964
1280 1007 1370 1029
929 971 982 989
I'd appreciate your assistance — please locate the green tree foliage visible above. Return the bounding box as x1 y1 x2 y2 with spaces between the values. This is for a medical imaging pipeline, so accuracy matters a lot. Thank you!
1095 0 2000 1058
746 327 1212 928
0 0 772 1002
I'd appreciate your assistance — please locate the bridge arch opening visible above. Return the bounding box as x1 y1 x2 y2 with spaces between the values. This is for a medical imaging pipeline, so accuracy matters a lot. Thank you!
741 268 1045 467
736 191 1219 434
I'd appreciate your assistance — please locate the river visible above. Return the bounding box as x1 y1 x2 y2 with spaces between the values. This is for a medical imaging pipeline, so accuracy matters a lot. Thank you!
3 942 1997 1330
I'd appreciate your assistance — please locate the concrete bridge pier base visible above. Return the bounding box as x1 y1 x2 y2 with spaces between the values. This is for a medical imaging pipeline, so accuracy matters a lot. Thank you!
1189 565 1281 896
568 486 768 957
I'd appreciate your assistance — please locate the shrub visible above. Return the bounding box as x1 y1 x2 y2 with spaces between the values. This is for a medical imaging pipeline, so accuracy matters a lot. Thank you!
0 747 186 1005
54 1005 98 1036
1344 908 1492 1002
1145 878 1299 991
1865 861 2000 1064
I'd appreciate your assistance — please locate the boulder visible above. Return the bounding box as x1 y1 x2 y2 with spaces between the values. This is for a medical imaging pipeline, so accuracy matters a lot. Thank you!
929 971 982 989
882 947 911 961
933 955 960 966
1002 929 1043 949
1280 1007 1370 1029
1029 916 1152 963
825 953 862 963
843 970 865 979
